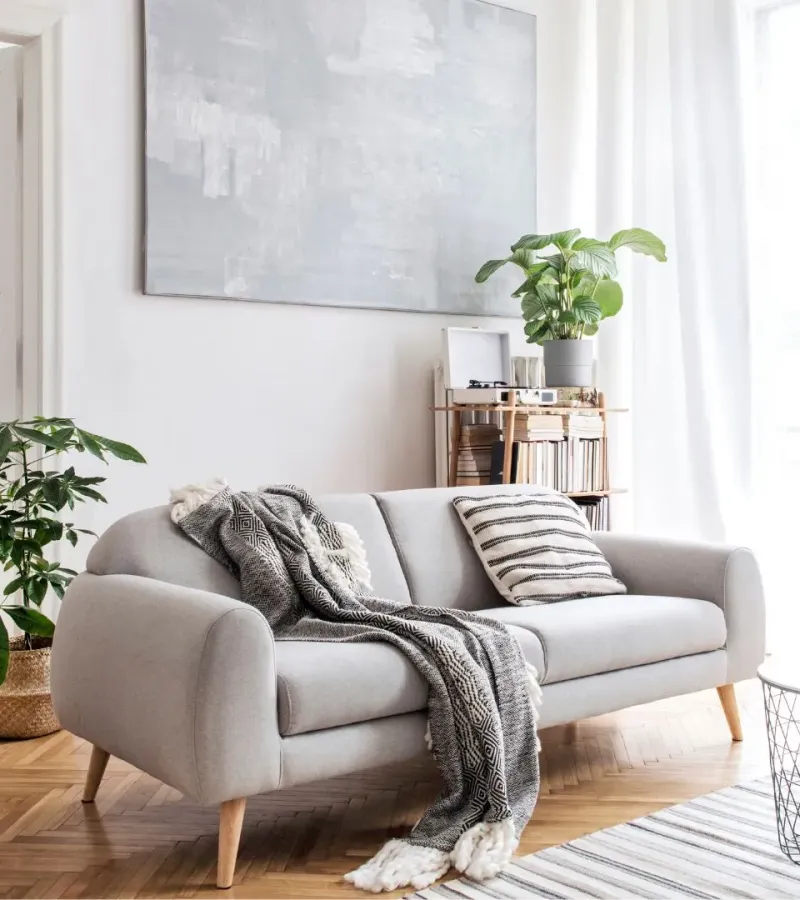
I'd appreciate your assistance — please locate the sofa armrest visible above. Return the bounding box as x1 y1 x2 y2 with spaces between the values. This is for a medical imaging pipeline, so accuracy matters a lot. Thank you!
51 573 280 805
593 533 765 683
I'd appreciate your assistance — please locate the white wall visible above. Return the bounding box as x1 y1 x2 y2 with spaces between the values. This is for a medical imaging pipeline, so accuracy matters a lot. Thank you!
60 0 583 536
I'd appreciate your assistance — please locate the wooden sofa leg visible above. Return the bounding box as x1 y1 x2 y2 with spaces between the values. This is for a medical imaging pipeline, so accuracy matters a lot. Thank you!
82 746 110 803
217 798 247 889
717 684 743 742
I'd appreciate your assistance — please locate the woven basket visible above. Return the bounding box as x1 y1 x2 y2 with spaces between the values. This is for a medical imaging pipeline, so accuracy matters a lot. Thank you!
0 636 60 739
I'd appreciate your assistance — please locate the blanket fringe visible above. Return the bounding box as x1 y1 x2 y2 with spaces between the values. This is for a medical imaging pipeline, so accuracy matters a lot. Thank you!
344 839 450 893
169 478 228 523
450 818 517 881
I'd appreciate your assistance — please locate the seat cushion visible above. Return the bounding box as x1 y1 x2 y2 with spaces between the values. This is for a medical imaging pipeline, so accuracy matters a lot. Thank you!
479 594 726 685
274 625 545 736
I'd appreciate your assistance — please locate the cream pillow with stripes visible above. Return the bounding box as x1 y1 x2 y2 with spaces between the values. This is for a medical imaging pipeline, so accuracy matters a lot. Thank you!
453 493 626 606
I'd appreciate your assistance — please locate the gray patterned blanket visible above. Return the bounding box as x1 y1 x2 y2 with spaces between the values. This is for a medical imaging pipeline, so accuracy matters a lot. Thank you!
172 484 540 893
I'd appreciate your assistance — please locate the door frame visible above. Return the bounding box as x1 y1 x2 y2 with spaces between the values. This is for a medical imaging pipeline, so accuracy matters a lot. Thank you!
0 1 73 419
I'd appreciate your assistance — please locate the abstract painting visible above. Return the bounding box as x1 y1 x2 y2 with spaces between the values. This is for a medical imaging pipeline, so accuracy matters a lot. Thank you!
143 0 537 315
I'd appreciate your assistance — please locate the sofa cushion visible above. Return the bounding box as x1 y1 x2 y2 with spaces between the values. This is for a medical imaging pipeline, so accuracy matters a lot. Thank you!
479 594 726 685
374 485 561 610
274 624 545 736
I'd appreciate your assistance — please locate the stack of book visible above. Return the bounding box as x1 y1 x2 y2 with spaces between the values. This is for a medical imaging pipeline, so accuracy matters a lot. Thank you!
456 424 501 486
563 413 604 439
574 496 609 531
489 436 606 493
513 414 564 441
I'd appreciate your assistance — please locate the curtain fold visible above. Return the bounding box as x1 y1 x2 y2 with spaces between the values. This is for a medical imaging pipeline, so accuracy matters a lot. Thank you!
584 0 753 543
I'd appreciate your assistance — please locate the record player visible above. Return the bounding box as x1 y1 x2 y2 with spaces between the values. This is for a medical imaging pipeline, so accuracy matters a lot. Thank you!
450 380 558 406
442 328 557 406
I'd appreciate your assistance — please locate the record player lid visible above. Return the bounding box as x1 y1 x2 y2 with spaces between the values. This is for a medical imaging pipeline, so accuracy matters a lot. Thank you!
442 328 512 389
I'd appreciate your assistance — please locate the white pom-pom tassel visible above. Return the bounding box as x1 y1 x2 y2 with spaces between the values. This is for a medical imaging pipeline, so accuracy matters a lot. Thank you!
450 818 517 882
344 839 450 892
169 478 228 523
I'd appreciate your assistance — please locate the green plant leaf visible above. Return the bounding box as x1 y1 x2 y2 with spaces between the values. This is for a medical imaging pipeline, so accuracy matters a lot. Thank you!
510 262 553 297
607 228 667 261
11 425 69 451
3 576 26 597
65 529 78 547
71 485 107 503
571 296 603 324
0 426 13 461
27 578 48 606
75 429 106 461
90 435 146 464
582 323 599 336
475 259 507 283
512 229 581 252
1 605 55 637
0 616 8 686
571 240 618 278
508 248 539 272
595 279 624 319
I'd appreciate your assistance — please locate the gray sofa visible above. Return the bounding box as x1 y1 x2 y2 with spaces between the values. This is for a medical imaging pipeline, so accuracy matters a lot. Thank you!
51 485 766 888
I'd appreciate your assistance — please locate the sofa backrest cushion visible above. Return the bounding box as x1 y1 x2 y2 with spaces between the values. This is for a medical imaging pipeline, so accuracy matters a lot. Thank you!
87 494 412 605
374 485 559 610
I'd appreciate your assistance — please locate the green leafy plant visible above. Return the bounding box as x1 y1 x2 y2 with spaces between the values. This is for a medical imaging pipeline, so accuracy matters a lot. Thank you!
0 418 146 683
475 228 667 344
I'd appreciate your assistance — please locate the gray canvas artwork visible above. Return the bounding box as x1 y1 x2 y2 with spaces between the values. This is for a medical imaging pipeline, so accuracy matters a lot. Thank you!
143 0 537 315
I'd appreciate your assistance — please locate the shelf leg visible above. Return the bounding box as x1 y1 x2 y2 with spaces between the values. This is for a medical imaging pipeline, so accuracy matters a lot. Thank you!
449 409 463 488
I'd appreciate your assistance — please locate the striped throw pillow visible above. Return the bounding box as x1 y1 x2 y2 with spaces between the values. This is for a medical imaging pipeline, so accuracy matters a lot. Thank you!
453 493 627 606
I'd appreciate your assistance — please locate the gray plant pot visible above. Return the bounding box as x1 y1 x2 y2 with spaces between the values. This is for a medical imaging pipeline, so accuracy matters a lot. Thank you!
542 339 593 388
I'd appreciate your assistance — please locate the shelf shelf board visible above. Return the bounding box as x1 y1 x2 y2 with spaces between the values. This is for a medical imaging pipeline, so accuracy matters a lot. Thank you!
432 405 629 413
565 489 627 497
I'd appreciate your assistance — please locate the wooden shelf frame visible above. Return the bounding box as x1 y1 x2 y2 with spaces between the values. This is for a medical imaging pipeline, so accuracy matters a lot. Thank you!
436 391 627 498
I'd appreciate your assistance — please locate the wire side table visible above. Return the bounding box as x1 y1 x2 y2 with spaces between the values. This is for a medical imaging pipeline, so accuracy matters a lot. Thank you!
760 662 800 863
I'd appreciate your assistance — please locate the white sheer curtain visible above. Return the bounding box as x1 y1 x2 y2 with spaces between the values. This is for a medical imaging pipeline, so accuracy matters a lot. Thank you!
563 0 754 544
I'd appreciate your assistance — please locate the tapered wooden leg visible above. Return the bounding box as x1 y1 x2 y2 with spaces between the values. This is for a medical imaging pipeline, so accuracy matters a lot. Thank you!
217 798 247 889
82 746 110 803
717 684 743 741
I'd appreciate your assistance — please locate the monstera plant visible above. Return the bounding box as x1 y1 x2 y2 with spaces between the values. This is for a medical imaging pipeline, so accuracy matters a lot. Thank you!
0 419 145 738
475 228 667 386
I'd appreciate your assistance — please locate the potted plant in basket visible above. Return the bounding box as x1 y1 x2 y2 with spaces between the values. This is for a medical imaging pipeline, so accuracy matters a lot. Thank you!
475 228 667 387
0 418 145 739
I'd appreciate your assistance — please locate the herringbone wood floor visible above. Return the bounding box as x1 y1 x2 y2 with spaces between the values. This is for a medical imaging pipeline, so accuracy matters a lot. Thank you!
0 681 770 899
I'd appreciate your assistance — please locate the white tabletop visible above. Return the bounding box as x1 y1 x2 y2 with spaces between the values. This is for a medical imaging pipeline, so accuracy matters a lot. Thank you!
759 660 800 693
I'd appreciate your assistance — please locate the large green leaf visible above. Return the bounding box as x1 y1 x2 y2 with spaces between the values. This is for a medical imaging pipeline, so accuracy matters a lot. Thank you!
508 248 539 271
608 228 667 261
511 229 581 252
595 279 624 319
76 429 106 461
524 320 556 345
11 425 69 451
510 262 552 297
89 435 146 464
0 617 7 686
474 259 509 283
571 239 618 278
1 605 55 637
571 296 603 324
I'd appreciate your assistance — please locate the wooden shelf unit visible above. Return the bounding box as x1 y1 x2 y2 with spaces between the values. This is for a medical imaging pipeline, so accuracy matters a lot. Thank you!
434 392 627 498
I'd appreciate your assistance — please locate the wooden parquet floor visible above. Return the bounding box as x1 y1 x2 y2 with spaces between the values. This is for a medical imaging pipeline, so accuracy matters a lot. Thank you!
0 681 771 899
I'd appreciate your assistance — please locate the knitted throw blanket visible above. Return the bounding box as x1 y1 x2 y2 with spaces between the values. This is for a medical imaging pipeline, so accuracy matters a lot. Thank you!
172 484 541 893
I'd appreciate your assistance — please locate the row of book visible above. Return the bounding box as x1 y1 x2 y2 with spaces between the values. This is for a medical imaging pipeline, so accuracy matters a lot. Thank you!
455 424 501 484
574 496 610 531
488 438 607 493
514 413 604 442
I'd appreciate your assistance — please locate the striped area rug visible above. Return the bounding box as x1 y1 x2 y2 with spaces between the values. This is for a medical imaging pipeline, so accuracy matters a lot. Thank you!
409 778 797 899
